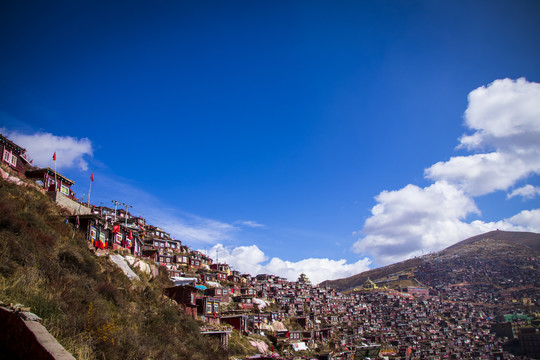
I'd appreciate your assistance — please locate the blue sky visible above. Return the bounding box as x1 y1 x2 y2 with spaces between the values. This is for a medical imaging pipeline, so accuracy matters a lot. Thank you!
2 1 540 283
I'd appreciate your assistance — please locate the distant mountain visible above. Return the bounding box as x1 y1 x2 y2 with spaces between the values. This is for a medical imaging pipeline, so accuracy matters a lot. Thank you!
444 230 540 253
321 230 540 292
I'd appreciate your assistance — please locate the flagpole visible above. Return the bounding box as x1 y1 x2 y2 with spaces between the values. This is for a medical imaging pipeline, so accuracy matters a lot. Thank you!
87 179 92 205
53 152 57 191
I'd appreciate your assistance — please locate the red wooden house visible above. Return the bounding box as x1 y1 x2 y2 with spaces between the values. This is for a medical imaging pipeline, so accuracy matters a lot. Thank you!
189 256 202 269
111 224 139 254
165 285 199 319
221 315 248 333
216 271 227 282
1 134 31 176
197 297 221 324
26 167 75 198
241 287 256 296
232 295 254 310
210 263 231 274
70 214 111 249
174 254 189 268
142 249 159 262
205 287 227 299
201 272 215 282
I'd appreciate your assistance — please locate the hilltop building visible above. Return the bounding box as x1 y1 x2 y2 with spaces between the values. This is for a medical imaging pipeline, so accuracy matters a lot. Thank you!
1 133 31 176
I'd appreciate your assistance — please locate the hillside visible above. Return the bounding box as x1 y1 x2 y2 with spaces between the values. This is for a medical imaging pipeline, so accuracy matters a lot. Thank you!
320 257 424 292
322 230 540 293
0 178 227 360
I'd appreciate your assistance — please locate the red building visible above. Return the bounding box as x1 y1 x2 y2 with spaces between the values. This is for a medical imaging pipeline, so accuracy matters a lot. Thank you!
221 315 248 333
1 134 31 176
26 167 75 198
165 285 199 319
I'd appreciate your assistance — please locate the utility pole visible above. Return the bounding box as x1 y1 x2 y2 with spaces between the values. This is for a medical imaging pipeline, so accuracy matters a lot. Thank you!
112 200 121 222
124 203 131 225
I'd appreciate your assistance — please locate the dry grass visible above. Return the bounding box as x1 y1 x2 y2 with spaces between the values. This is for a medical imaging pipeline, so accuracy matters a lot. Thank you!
0 179 228 360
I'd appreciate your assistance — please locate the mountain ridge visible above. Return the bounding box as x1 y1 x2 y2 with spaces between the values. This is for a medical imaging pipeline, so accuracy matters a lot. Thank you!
321 230 540 292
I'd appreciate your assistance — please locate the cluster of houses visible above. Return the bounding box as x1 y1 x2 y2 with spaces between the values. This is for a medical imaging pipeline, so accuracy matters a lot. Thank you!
2 133 540 359
416 253 540 305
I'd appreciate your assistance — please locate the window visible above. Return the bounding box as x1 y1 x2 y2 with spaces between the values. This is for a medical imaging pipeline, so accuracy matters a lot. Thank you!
206 303 213 314
3 149 10 163
115 233 123 243
3 149 17 167
60 184 69 196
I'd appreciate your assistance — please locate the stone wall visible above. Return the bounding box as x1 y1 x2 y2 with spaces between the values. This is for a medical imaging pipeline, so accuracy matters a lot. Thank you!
0 306 75 360
48 191 91 215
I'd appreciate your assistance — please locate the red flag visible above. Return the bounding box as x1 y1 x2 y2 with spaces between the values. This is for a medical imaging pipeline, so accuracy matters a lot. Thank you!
90 173 94 182
129 230 133 240
53 152 56 161
112 225 120 234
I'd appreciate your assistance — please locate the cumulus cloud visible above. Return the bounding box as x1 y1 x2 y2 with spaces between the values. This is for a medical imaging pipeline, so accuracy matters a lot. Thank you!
426 78 540 196
205 243 371 285
353 78 540 265
2 129 93 171
461 78 540 149
507 185 540 200
426 152 539 197
507 209 540 229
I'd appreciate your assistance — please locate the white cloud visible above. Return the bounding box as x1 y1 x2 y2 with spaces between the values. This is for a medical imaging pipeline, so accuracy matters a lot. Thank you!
136 206 237 246
426 152 539 196
205 243 371 285
234 220 266 228
462 78 540 147
2 129 93 171
507 185 540 200
443 78 540 199
507 209 540 229
353 78 540 265
426 78 540 196
352 182 481 264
